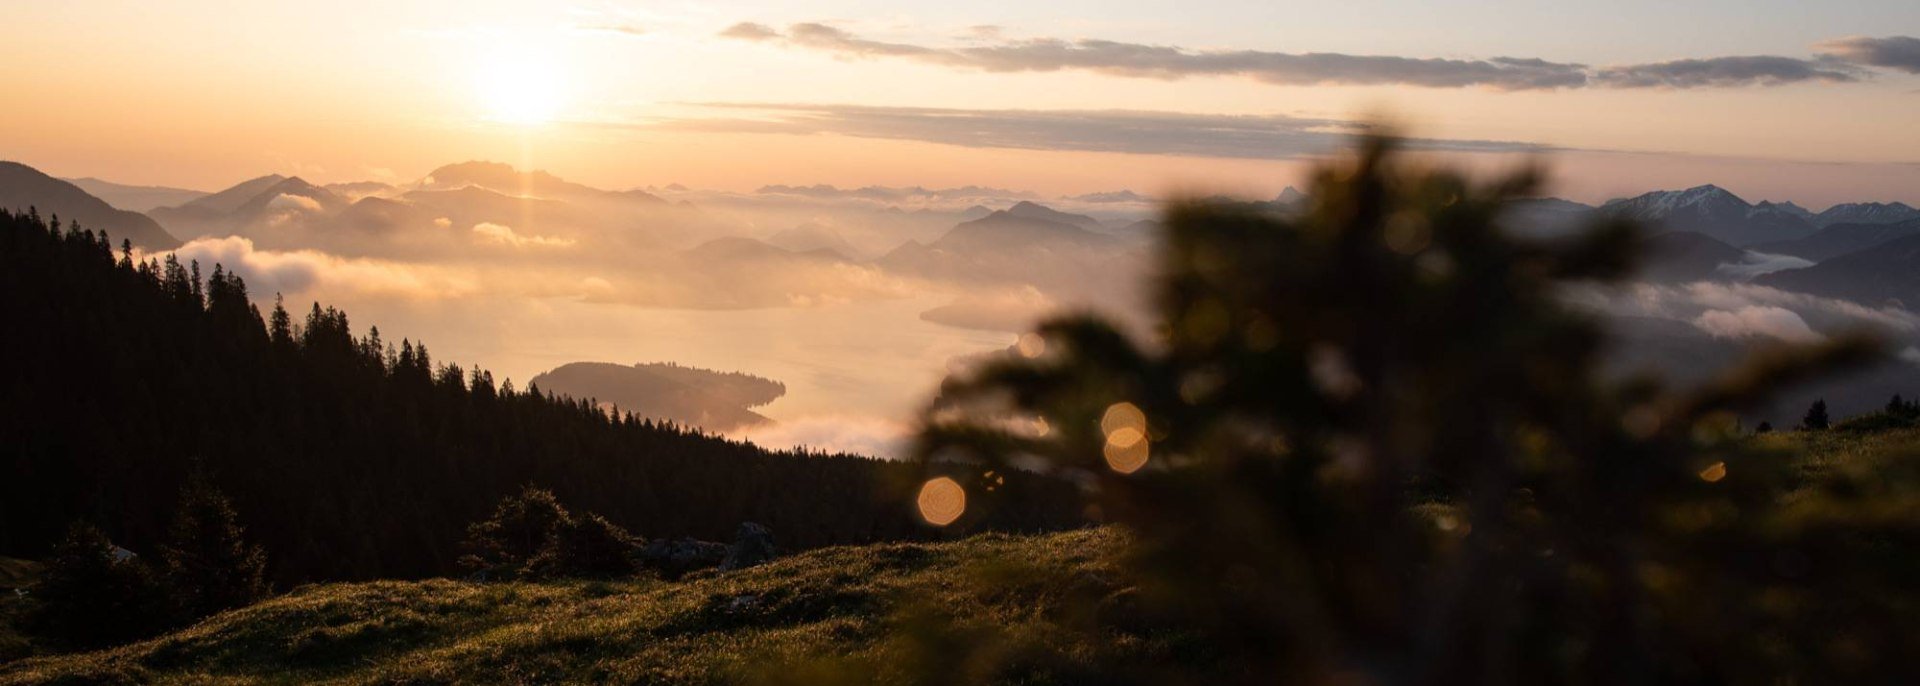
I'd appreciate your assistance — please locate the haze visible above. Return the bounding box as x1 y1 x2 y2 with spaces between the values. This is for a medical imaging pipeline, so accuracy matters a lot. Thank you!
5 0 1920 455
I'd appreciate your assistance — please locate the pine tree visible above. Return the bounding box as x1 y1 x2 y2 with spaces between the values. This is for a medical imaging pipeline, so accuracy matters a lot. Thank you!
160 474 268 620
23 523 168 650
268 294 293 346
1803 399 1830 430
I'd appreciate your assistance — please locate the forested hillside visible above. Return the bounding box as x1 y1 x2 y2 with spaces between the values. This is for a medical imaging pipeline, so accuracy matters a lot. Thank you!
0 208 1082 583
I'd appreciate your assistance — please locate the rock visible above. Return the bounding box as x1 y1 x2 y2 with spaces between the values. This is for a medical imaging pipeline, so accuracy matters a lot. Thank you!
637 537 728 579
721 522 776 571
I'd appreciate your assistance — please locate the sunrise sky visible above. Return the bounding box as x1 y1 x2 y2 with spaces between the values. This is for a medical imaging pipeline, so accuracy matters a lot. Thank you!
6 0 1918 206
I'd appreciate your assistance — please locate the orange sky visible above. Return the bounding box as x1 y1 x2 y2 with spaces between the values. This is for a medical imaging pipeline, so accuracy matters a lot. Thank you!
4 1 1917 207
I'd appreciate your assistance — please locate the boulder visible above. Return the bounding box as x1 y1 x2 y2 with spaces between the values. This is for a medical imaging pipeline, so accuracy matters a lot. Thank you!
637 537 728 579
721 522 777 571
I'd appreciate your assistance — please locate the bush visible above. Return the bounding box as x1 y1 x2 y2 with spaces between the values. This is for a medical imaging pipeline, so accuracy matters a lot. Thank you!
459 486 571 579
912 134 1904 683
161 474 268 619
22 524 169 651
528 514 639 579
462 487 641 580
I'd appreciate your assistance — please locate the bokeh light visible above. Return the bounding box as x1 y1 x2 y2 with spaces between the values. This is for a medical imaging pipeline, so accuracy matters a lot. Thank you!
917 477 966 525
1101 402 1150 473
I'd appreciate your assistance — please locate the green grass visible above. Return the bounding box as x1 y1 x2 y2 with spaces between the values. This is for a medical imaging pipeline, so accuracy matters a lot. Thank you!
0 529 1159 685
6 428 1913 684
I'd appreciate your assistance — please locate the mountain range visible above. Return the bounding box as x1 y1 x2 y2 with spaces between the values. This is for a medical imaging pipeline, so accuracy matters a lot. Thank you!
61 177 207 213
0 162 179 249
10 157 1920 313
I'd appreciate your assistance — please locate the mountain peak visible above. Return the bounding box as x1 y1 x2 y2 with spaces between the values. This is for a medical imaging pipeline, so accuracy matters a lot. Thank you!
1276 186 1307 204
1003 201 1103 230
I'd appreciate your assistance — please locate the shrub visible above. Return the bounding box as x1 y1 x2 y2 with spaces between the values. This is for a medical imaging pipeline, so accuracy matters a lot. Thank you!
160 474 268 619
911 134 1903 683
528 513 639 579
22 524 169 651
459 486 571 579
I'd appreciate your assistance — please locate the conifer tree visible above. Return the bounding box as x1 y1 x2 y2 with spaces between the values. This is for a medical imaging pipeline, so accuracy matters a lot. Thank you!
23 524 167 650
268 294 293 346
1803 399 1830 430
160 474 268 620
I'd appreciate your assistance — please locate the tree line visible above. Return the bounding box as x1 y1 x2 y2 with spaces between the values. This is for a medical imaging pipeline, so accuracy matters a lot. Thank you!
0 207 1083 583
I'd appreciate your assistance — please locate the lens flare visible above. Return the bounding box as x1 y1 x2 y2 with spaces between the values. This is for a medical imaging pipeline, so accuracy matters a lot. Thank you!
916 477 966 525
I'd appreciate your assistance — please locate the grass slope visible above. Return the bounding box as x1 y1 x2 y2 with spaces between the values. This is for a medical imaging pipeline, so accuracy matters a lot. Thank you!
6 427 1914 684
1 529 1151 685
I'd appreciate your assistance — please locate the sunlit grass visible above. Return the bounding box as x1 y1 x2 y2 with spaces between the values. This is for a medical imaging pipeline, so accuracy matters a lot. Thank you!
1 530 1142 685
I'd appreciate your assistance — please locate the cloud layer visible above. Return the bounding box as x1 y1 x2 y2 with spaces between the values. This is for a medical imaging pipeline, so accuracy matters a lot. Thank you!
1820 36 1920 74
724 23 1916 91
650 103 1545 159
1592 56 1859 88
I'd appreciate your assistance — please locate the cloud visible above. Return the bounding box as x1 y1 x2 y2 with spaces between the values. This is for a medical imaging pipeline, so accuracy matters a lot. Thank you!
164 236 477 300
645 103 1547 159
756 183 1037 202
725 22 1590 90
718 22 779 40
579 23 645 37
471 222 576 248
1692 306 1822 343
1591 56 1860 88
1069 190 1153 203
1819 35 1920 74
267 193 323 213
1570 281 1920 338
964 25 1003 40
919 286 1059 332
1715 251 1814 278
720 23 1911 91
731 414 911 459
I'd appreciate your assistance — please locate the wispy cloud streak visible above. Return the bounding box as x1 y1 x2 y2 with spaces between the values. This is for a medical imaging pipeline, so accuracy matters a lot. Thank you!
629 103 1549 159
722 23 1909 90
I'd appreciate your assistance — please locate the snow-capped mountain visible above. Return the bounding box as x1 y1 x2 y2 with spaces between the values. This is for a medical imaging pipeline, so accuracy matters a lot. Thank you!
1601 184 1817 246
1814 202 1920 228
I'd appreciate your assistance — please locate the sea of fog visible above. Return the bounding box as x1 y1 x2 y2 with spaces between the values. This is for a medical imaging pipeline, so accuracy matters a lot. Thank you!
285 290 1017 458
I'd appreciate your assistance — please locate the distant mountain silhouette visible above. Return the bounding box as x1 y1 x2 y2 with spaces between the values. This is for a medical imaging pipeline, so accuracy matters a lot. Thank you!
765 222 859 259
1754 233 1920 306
234 177 345 216
877 207 1139 301
1503 198 1599 239
529 362 786 432
1639 231 1746 283
149 174 288 234
150 175 342 238
0 161 180 249
1601 185 1817 246
422 161 663 204
1749 218 1920 262
1069 190 1152 203
324 181 398 200
170 174 289 213
62 177 208 213
1813 202 1920 227
684 236 850 265
1003 200 1104 230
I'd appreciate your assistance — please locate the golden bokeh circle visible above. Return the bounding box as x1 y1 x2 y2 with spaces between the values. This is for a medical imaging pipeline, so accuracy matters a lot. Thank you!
917 477 967 525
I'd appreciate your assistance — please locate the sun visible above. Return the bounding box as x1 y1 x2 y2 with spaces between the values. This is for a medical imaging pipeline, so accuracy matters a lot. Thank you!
474 48 566 125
